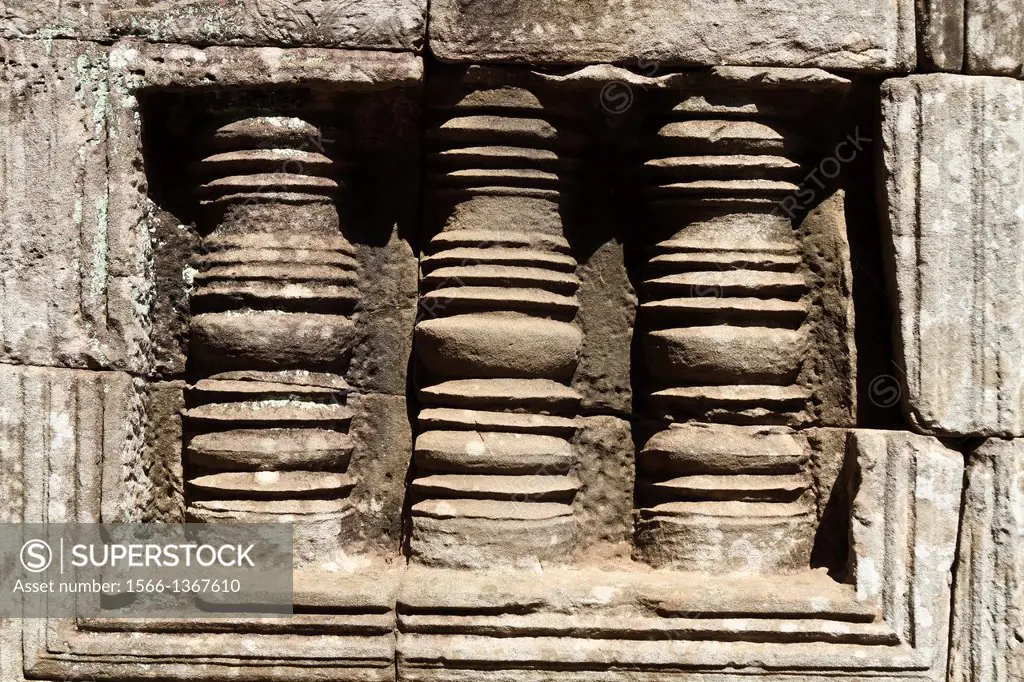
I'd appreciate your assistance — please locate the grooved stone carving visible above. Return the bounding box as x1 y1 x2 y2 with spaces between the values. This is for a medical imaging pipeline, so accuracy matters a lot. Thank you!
882 74 1024 437
1 41 420 682
397 429 963 682
950 438 1024 681
0 9 1003 679
183 113 362 565
634 70 855 573
411 68 586 568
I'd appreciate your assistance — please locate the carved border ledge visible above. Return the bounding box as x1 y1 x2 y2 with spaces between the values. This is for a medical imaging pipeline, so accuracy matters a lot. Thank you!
396 430 963 682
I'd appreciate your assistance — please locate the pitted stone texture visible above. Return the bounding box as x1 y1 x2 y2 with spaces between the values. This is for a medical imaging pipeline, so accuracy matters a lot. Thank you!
347 393 414 556
570 416 633 562
949 439 1024 682
0 39 149 373
429 0 914 72
109 39 423 91
107 0 425 51
0 1 105 39
882 75 1024 437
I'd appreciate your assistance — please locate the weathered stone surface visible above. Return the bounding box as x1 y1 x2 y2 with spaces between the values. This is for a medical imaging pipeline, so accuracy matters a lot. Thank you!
0 1 105 39
574 233 635 416
949 438 1024 681
0 364 145 525
105 0 426 51
881 74 1024 437
347 393 414 556
965 0 1024 75
396 429 963 681
429 0 915 72
636 73 855 436
0 39 149 372
0 26 1002 682
109 39 423 90
411 69 590 569
347 100 419 395
0 0 428 49
797 190 858 427
570 416 633 562
137 380 186 522
918 0 1024 75
918 0 965 71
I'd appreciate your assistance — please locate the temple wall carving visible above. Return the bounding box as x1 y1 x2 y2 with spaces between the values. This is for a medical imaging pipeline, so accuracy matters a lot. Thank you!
0 2 1020 681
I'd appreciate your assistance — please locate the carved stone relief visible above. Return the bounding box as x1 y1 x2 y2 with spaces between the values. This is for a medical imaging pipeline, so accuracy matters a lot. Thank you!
183 111 362 566
633 70 855 574
0 3 1014 681
411 67 588 568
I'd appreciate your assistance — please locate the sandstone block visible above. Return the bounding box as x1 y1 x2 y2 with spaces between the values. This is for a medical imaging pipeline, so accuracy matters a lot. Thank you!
0 1 105 39
949 438 1024 681
918 0 965 70
965 0 1024 75
918 0 1024 75
882 74 1024 437
429 0 915 72
0 364 145 525
107 0 426 51
0 39 149 372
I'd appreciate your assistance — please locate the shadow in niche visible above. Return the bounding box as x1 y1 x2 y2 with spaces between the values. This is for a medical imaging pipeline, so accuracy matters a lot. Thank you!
810 434 859 582
844 78 907 431
812 80 905 580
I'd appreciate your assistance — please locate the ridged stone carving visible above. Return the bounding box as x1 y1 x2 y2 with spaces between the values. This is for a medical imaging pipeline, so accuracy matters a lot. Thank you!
183 115 361 563
635 72 850 572
411 71 585 568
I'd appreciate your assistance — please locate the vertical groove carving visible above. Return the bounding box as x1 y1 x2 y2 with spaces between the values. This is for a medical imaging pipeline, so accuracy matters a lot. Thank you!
635 80 847 572
182 115 360 561
411 73 584 568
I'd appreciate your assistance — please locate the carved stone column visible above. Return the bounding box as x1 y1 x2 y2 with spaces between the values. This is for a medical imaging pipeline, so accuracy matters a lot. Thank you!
634 70 852 573
411 68 585 568
183 113 361 565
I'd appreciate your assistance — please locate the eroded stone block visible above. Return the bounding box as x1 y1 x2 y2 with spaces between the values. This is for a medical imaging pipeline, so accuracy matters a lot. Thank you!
0 39 149 372
107 0 426 51
410 67 638 570
0 364 144 526
918 0 966 71
918 0 1024 75
429 0 915 72
966 0 1024 75
881 74 1024 437
949 438 1024 681
0 1 105 39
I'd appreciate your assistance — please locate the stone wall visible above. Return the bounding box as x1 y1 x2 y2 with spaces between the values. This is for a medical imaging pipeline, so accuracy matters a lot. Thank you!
0 1 1020 680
